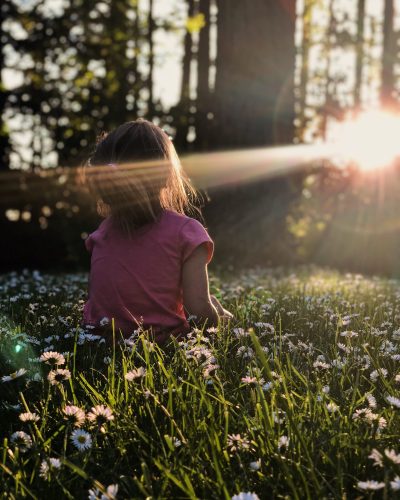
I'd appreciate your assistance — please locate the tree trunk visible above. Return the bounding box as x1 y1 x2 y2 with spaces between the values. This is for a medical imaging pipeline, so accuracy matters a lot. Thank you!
297 0 312 142
203 0 298 266
195 0 211 149
354 0 365 109
381 0 396 108
320 0 335 140
132 1 140 116
0 1 11 171
147 0 155 117
210 0 296 149
174 0 195 150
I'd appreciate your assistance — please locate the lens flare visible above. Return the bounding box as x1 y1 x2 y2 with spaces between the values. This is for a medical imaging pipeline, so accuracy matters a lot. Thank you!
329 110 400 171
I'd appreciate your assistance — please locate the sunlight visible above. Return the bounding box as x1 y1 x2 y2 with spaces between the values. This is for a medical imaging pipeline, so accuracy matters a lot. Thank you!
329 110 400 171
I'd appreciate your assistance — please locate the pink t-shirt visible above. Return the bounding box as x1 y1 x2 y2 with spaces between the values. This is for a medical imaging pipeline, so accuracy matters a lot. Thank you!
83 209 214 336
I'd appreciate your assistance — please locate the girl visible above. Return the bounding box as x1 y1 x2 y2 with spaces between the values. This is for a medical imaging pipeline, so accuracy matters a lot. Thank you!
81 119 232 344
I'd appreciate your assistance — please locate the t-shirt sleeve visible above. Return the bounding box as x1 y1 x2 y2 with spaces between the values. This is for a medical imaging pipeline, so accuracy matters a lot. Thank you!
84 234 94 254
180 218 214 264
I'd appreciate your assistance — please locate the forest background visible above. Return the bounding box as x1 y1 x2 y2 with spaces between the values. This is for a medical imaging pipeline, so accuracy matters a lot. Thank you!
2 0 400 275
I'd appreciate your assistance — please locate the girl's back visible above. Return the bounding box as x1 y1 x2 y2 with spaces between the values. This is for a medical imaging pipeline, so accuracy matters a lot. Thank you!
83 209 213 337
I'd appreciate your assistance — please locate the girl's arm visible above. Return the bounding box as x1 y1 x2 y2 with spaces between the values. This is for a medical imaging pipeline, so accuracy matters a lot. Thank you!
210 295 233 320
182 244 221 327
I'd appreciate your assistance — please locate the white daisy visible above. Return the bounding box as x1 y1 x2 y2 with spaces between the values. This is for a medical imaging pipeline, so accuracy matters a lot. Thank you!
2 368 27 383
385 449 400 464
203 364 220 378
87 405 114 425
99 317 110 327
172 437 182 447
39 457 62 479
227 434 251 453
378 416 387 429
340 330 358 338
63 405 86 427
391 476 400 491
368 449 383 467
206 326 218 333
357 480 385 490
39 351 65 366
19 412 40 423
231 493 260 500
125 367 146 381
326 402 339 413
262 382 273 391
370 368 388 382
88 483 118 500
10 431 33 452
313 361 331 370
278 435 289 450
70 429 92 451
249 460 261 471
366 394 377 408
47 369 71 385
241 376 263 385
386 395 400 408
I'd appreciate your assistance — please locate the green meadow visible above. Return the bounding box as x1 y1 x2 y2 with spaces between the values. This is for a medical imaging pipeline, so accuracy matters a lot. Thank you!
1 267 400 499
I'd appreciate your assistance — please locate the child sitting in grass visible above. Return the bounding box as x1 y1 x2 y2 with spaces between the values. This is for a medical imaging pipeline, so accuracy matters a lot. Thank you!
81 118 232 344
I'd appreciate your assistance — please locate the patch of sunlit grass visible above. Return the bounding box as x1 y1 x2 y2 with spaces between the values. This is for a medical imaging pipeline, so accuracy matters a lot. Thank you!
1 268 400 497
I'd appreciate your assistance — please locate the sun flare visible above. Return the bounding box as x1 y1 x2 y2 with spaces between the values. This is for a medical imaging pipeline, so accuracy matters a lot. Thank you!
329 110 400 171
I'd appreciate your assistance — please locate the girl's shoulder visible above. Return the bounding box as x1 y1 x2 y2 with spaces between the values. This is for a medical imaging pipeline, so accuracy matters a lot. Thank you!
162 210 207 232
163 210 213 263
84 217 113 252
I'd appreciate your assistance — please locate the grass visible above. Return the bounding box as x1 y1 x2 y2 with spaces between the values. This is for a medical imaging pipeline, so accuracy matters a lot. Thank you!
1 266 400 499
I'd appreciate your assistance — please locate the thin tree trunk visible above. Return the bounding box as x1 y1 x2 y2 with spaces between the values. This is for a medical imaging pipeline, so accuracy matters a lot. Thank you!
297 0 312 143
381 0 396 108
354 0 365 109
108 1 129 127
147 0 154 116
0 1 11 171
132 1 140 116
180 0 195 104
321 0 335 140
174 0 195 149
195 0 211 149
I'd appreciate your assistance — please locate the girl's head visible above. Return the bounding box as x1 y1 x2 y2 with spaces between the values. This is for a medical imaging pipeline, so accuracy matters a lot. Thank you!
83 119 198 235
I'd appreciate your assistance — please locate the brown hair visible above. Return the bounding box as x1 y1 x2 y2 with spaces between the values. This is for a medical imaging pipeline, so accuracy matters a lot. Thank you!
82 119 200 236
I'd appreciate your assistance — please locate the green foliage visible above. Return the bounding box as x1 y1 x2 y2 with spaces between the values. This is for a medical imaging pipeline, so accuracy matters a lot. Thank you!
1 268 400 497
1 0 164 169
186 13 206 34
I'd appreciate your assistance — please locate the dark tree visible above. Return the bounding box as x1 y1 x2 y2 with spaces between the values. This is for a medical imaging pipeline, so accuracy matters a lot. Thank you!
381 0 396 108
296 0 312 143
209 0 296 149
0 1 12 171
200 0 300 267
354 0 366 108
173 0 195 150
147 0 155 116
194 0 211 149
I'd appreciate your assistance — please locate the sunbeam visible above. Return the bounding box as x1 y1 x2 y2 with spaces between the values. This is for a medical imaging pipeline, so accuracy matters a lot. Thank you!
0 143 332 206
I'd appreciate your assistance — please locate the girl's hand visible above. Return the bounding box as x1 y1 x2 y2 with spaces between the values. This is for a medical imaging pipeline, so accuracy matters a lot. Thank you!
221 309 234 320
210 295 234 321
